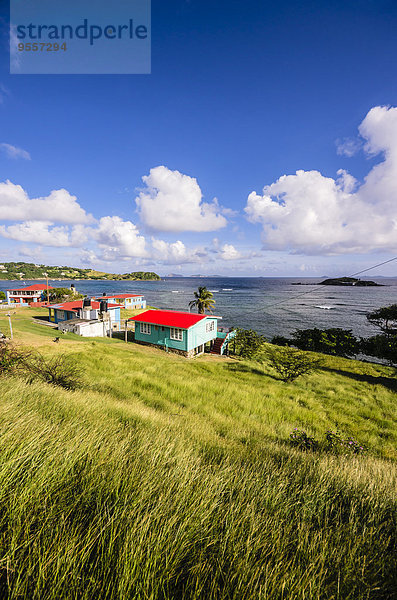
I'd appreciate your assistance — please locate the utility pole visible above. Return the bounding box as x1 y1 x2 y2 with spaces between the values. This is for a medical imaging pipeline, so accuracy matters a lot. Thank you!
125 319 128 343
43 272 49 302
6 313 13 340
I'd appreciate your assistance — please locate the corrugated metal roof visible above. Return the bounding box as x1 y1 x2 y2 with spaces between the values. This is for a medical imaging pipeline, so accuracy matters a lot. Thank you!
129 309 220 329
7 284 54 292
48 300 121 311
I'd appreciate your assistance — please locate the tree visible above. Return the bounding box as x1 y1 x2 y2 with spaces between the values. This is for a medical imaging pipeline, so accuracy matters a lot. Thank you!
188 286 215 314
364 305 397 365
270 335 291 347
265 346 322 382
43 287 83 302
233 328 267 359
360 335 397 366
291 328 359 358
366 304 397 337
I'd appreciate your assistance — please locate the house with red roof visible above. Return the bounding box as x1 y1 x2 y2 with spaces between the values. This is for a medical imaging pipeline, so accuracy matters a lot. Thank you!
47 298 122 332
95 292 146 310
6 283 54 305
129 309 222 357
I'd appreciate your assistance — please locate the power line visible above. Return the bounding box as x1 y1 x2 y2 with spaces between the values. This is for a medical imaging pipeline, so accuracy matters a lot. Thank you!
236 255 397 318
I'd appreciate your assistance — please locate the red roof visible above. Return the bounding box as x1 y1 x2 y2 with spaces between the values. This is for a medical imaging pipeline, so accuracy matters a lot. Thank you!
48 300 121 311
8 284 54 292
129 309 217 329
97 294 143 299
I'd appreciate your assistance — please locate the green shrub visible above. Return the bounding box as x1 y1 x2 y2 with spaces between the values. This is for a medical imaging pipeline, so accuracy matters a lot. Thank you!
290 429 318 451
265 346 322 382
233 328 267 358
291 328 360 357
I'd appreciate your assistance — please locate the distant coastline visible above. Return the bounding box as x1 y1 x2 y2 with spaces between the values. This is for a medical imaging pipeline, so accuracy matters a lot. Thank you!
0 262 160 282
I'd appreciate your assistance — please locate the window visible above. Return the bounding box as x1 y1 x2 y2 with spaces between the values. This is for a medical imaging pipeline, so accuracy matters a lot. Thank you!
140 322 151 335
57 310 65 320
170 327 183 341
206 320 215 333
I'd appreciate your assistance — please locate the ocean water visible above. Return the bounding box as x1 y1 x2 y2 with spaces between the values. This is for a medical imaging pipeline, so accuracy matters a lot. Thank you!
1 276 396 339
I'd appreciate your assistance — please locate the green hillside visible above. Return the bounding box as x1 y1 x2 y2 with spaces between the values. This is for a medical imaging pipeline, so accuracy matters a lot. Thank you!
0 262 160 281
0 307 396 599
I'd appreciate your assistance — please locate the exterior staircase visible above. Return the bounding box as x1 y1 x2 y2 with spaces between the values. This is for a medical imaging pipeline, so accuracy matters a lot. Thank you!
210 337 225 355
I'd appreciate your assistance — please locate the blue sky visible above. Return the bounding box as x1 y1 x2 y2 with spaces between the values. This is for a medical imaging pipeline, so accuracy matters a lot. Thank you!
0 0 397 276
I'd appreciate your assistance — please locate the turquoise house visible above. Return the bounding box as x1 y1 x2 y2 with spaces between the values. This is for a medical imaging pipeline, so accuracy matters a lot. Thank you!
129 309 221 357
97 293 146 310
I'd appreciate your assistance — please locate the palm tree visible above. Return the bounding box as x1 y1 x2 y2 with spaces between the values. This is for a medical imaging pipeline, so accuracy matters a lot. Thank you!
189 286 215 314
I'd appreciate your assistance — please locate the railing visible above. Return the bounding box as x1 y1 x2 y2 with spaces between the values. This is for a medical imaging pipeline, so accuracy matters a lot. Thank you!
216 329 236 355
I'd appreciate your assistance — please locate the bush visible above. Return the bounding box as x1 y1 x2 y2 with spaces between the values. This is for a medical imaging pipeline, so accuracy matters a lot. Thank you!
290 429 318 451
290 429 367 455
233 328 267 358
0 291 5 301
43 287 84 302
291 328 359 357
0 343 32 377
27 354 83 390
270 335 291 347
360 334 397 366
265 346 322 382
0 344 83 390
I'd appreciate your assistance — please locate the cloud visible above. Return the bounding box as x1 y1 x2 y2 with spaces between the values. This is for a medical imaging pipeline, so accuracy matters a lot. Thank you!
0 181 93 224
219 243 242 261
94 216 147 260
18 245 43 259
0 143 31 160
136 166 227 232
151 237 208 264
0 221 88 247
335 137 362 157
80 249 100 265
245 106 397 255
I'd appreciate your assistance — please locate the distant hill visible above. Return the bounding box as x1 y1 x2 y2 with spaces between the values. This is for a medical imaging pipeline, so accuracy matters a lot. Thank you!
0 262 160 281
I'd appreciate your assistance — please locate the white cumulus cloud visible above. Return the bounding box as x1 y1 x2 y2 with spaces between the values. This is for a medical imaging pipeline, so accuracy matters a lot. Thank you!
0 181 92 224
94 216 147 260
0 143 31 160
0 221 88 247
136 166 227 232
151 238 208 264
245 105 397 255
220 243 242 261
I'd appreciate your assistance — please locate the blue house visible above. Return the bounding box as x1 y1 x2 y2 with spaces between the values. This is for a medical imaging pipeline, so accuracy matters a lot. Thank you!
47 299 121 330
129 309 221 357
97 293 146 310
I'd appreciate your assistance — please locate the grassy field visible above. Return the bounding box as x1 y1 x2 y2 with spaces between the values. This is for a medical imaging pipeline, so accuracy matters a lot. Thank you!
0 307 396 599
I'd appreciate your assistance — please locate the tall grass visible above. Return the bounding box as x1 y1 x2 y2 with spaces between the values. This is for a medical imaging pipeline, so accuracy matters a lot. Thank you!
0 308 396 598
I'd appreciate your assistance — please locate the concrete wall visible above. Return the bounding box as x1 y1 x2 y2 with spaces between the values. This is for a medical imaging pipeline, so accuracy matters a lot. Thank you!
58 321 109 337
